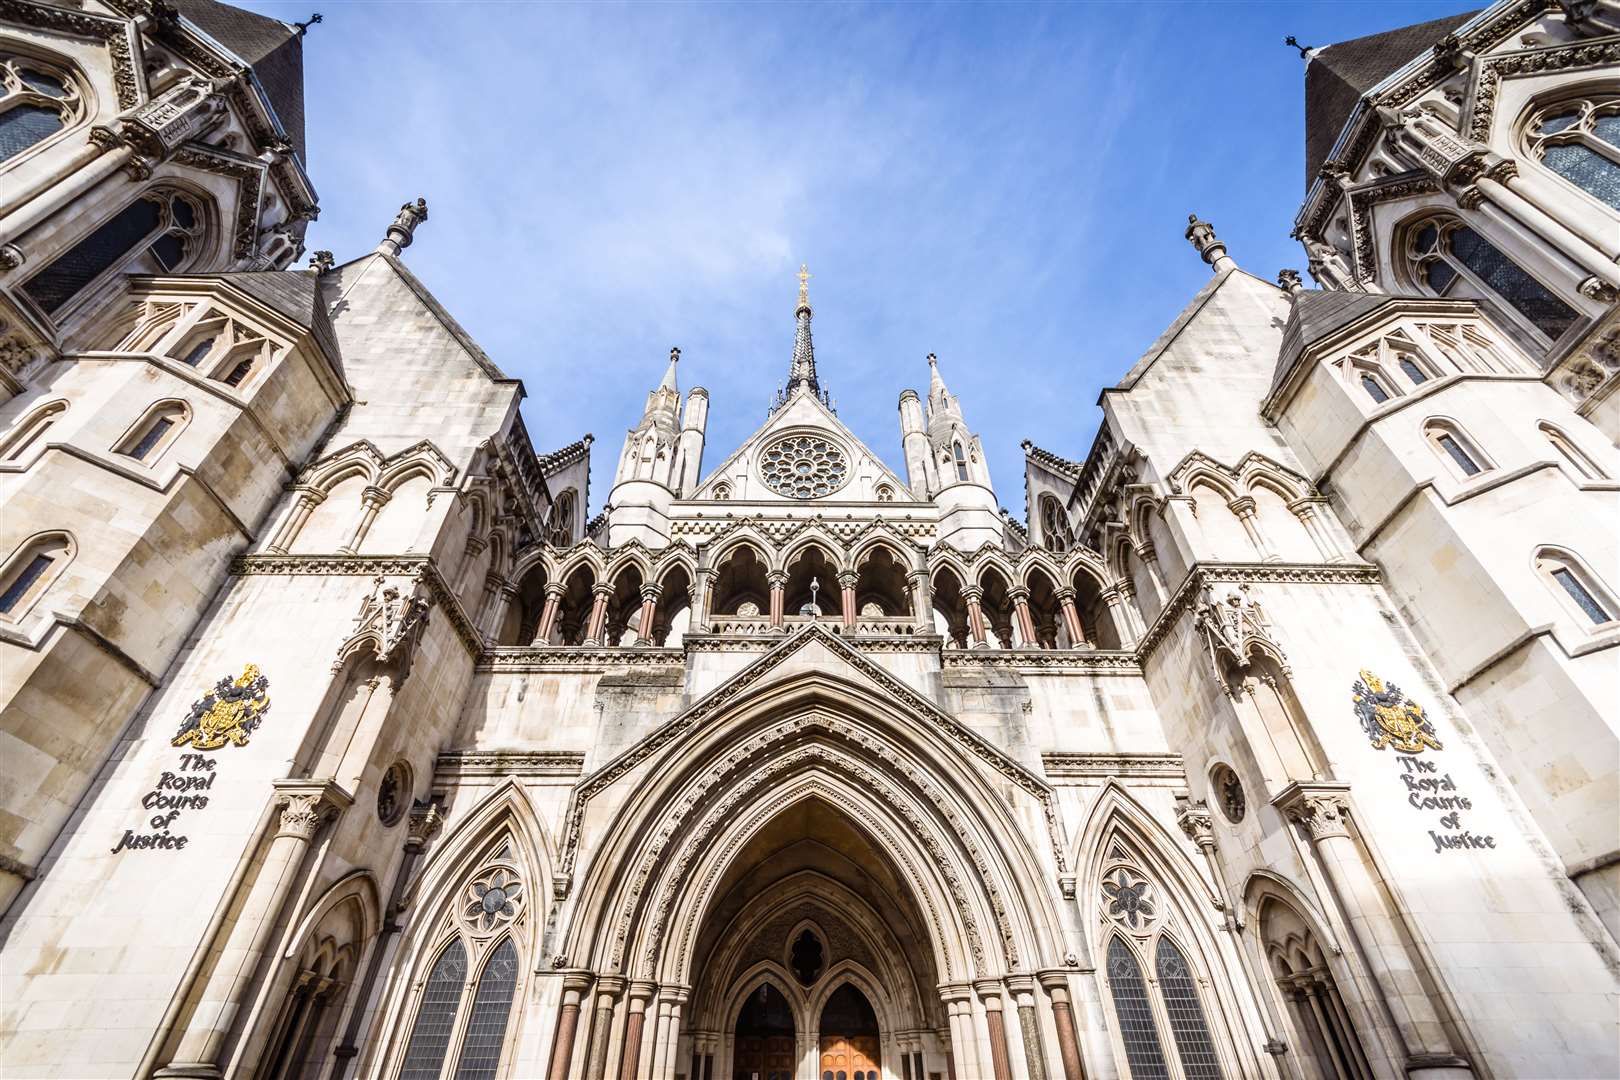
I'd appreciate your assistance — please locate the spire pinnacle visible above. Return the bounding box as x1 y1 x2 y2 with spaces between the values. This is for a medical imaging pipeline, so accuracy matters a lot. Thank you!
797 263 812 311
785 264 818 396
659 346 680 392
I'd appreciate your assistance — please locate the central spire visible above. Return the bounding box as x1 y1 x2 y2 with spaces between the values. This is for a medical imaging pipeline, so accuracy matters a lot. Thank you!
788 263 818 394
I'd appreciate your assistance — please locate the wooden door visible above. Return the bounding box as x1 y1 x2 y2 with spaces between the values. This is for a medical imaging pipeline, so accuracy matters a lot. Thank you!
734 1033 795 1080
818 1034 881 1080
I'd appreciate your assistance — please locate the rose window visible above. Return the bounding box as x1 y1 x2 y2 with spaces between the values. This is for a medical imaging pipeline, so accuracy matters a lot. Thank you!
462 866 524 933
1100 867 1156 930
759 435 849 499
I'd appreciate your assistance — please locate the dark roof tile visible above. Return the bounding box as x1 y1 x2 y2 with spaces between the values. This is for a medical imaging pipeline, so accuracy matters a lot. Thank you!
173 0 305 161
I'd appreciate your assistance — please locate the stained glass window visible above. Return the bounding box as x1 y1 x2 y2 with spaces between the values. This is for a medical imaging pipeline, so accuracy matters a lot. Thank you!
398 939 467 1080
452 938 519 1080
1360 375 1390 404
22 192 203 316
1156 938 1225 1080
1435 433 1481 476
1447 227 1578 340
1399 358 1428 384
1529 98 1620 210
1 55 83 164
1106 936 1169 1079
127 417 175 462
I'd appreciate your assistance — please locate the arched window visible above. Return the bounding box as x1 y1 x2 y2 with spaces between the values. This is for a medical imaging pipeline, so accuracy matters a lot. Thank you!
394 847 527 1080
546 489 576 546
1405 218 1578 343
1540 422 1608 480
1258 896 1373 1080
1107 936 1172 1079
1397 355 1429 385
1524 95 1620 211
875 483 895 502
1423 419 1490 479
713 482 731 501
0 532 73 620
221 357 255 388
1156 938 1224 1080
1359 372 1392 405
952 441 968 482
0 53 86 166
1040 494 1075 553
1534 548 1616 627
21 189 206 317
0 399 66 462
180 337 217 367
115 400 189 465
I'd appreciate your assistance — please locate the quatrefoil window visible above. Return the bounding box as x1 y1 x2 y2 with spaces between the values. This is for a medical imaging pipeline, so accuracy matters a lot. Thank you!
759 434 850 499
462 865 524 933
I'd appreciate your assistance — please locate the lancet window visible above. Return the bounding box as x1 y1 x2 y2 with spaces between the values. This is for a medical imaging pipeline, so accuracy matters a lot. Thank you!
1404 217 1578 344
0 532 73 620
0 400 66 462
116 400 189 465
1041 494 1075 553
1535 547 1616 627
546 489 576 546
1422 419 1490 479
952 441 968 482
21 189 207 317
1097 845 1229 1080
0 53 85 166
1524 94 1620 211
1258 896 1373 1080
395 844 528 1080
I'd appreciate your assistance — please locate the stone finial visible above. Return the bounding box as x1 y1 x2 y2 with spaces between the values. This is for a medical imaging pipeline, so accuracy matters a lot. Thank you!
1284 36 1314 59
293 12 323 38
1184 213 1234 274
376 197 428 257
308 249 334 275
1277 268 1304 296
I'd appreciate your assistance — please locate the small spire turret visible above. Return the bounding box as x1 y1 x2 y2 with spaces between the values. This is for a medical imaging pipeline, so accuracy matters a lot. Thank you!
773 264 833 414
377 198 427 257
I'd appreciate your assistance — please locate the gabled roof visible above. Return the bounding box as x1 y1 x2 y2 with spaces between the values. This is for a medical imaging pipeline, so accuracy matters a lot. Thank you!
1021 441 1083 482
173 0 306 161
214 269 340 369
1270 290 1396 393
1113 267 1286 391
1303 10 1478 187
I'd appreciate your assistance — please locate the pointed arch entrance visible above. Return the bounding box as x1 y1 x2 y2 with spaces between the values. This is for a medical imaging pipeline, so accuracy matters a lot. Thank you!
819 983 880 1080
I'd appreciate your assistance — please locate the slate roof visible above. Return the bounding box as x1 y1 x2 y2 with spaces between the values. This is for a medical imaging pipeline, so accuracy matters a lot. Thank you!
1303 10 1477 188
217 270 341 370
173 0 306 161
1270 290 1396 394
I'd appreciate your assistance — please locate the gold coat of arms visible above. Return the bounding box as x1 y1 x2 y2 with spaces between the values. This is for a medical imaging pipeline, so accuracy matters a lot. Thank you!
1352 669 1441 754
172 664 271 750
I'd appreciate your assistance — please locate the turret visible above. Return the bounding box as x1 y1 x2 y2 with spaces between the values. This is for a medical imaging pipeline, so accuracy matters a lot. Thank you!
913 353 1002 550
606 347 685 547
676 386 708 497
898 388 935 496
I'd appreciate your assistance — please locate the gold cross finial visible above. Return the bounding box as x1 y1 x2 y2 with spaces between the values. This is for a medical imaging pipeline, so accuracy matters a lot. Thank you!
797 263 811 307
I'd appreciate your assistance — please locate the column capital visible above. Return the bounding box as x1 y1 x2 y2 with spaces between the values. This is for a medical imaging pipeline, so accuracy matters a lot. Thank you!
1007 586 1031 603
1174 797 1216 849
406 795 447 849
627 979 658 1002
936 981 974 1003
1272 781 1353 841
271 778 352 840
560 970 597 993
960 585 984 603
767 570 788 586
659 983 692 1004
1226 495 1257 517
1002 973 1036 994
360 485 392 508
1054 586 1077 603
1035 970 1073 994
591 581 615 599
837 569 858 588
640 583 663 602
594 974 627 997
543 581 567 599
289 484 326 504
971 977 1006 1003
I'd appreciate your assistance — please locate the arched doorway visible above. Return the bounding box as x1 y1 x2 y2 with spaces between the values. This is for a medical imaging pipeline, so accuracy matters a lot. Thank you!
819 983 880 1080
734 982 794 1080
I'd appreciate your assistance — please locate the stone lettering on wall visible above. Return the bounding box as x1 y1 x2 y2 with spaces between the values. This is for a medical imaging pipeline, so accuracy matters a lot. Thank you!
111 753 217 853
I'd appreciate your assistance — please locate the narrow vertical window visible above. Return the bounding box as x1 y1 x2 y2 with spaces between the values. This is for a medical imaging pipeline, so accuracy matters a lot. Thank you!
1106 936 1170 1079
1552 567 1613 623
21 190 205 316
180 337 216 367
1435 433 1481 476
1398 357 1428 384
1 401 66 461
1360 374 1390 404
0 553 54 614
1156 937 1225 1080
398 940 468 1080
128 417 175 461
452 938 520 1080
952 441 968 482
221 358 255 388
117 402 187 465
1542 424 1607 480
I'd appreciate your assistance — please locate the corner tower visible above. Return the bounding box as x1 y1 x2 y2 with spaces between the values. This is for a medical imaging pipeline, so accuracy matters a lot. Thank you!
900 352 1001 550
606 347 686 545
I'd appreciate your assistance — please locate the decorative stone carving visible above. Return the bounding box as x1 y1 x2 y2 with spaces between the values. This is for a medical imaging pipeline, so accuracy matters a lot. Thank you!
1193 582 1287 693
276 793 326 841
119 75 230 156
1276 785 1353 842
334 575 433 677
758 434 850 499
461 864 524 934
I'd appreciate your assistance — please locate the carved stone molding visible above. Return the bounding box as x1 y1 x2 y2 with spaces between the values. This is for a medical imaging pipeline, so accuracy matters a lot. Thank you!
1192 582 1289 694
1040 753 1185 780
270 779 352 841
1272 781 1354 842
0 0 141 109
478 646 684 672
1468 37 1620 143
434 750 586 779
942 649 1139 674
335 574 433 680
1174 799 1215 849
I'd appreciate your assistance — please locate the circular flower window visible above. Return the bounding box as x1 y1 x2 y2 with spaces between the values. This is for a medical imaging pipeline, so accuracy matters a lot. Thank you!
759 434 850 499
377 760 411 826
462 866 524 933
1100 866 1157 930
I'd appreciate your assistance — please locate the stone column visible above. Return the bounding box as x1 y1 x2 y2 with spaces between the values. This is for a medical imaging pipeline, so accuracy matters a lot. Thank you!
1136 543 1167 603
636 583 663 644
337 486 390 554
1008 587 1038 649
1005 975 1049 1080
768 570 787 631
648 998 672 1078
908 569 933 632
962 586 989 648
156 781 350 1078
1288 498 1343 562
484 582 518 642
1273 782 1471 1078
660 985 689 1080
1037 972 1086 1080
0 128 137 238
690 567 713 633
1056 588 1087 648
618 981 656 1079
1472 171 1620 288
584 582 614 645
1227 496 1275 562
975 980 1014 1080
1101 587 1135 648
548 972 595 1079
265 487 324 554
535 582 566 644
940 984 978 1079
838 570 858 629
583 975 625 1080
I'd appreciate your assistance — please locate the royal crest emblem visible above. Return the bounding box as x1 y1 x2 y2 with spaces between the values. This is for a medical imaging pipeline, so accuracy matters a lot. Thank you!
1352 669 1441 754
172 664 271 750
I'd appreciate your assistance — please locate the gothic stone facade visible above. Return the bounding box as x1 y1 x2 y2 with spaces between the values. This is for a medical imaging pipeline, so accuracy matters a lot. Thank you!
0 2 1618 1080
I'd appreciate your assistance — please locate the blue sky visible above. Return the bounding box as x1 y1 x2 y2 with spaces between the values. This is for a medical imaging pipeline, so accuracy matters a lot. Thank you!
242 0 1477 515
